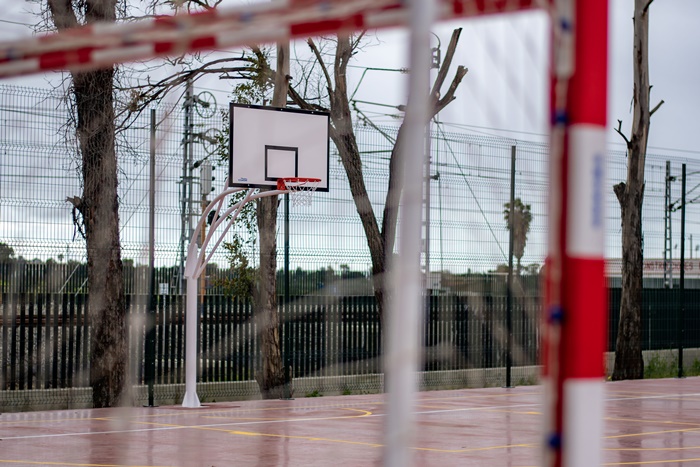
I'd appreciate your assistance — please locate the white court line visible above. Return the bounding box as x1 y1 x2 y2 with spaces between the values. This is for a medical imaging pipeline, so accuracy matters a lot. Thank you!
0 402 540 441
2 392 699 441
605 392 700 402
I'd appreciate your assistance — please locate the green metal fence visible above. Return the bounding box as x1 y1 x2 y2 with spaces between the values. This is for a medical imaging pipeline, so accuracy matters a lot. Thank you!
3 83 700 408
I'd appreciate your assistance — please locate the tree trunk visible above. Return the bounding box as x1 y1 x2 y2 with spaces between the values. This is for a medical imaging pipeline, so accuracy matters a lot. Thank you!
73 68 128 407
612 0 655 380
48 0 127 407
256 194 284 398
328 35 387 322
255 42 289 399
329 113 385 321
613 184 644 380
74 68 128 407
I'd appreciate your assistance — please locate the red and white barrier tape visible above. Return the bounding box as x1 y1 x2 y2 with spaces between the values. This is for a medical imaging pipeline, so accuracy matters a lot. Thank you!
0 0 544 77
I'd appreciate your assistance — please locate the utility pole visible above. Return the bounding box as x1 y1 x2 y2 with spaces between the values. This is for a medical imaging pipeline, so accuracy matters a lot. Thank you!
678 163 686 378
178 80 194 294
422 34 441 294
664 161 673 288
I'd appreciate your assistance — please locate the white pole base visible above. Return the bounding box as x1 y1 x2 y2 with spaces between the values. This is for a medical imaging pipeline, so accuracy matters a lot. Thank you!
181 391 201 408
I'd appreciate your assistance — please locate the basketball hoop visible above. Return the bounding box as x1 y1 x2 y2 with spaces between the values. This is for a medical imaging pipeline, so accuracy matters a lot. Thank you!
277 177 321 207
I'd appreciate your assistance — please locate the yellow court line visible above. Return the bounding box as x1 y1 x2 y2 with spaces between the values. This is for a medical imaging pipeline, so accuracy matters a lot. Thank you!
228 429 537 454
201 407 373 423
606 427 700 439
414 443 536 454
607 446 700 452
606 390 670 396
0 389 543 426
606 416 700 427
608 391 700 400
127 407 374 430
418 391 543 402
414 404 470 410
0 461 164 467
604 457 700 465
0 416 112 426
230 429 383 448
479 408 541 416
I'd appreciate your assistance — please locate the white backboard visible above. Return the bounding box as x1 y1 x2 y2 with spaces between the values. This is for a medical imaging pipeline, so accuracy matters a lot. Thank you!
229 104 330 191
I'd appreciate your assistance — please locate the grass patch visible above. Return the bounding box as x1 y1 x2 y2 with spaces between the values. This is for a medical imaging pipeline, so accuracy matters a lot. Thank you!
305 390 322 398
516 375 539 386
644 353 700 379
644 353 677 379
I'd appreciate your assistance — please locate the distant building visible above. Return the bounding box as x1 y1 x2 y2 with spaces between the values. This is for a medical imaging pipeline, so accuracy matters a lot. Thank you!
606 258 700 288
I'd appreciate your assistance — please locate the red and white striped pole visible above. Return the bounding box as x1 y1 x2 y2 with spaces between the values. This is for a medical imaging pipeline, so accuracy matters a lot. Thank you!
543 0 608 466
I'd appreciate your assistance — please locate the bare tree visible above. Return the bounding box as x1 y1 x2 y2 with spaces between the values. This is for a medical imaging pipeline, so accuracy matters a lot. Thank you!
288 30 467 321
47 0 127 407
612 0 664 380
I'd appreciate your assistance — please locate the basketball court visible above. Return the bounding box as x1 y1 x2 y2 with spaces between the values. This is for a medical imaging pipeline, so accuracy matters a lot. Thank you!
0 0 622 465
0 377 698 466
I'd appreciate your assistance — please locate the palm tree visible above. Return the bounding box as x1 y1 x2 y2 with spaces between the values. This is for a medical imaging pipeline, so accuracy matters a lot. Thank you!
503 198 532 275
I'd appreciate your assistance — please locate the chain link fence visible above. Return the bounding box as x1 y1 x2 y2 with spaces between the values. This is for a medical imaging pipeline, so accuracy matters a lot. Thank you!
1 84 700 410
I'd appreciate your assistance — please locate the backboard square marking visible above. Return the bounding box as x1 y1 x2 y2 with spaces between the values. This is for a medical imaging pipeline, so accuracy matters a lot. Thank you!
265 145 298 181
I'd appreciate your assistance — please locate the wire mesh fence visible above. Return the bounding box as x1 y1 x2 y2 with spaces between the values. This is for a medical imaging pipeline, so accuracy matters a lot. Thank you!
1 83 700 410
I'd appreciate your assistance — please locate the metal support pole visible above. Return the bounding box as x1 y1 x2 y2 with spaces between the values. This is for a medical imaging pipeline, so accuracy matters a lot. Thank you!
182 247 201 408
679 163 686 378
283 193 292 399
384 0 434 465
506 145 515 388
665 161 673 288
179 81 194 294
146 108 157 407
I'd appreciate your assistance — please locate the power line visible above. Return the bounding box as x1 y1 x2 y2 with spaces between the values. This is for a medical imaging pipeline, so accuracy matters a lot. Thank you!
435 122 507 262
0 18 33 27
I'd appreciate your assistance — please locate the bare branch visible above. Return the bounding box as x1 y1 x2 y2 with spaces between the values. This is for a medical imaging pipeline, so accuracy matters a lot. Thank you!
117 55 255 119
650 99 664 116
188 0 220 11
613 181 627 204
307 38 334 92
434 66 468 115
350 31 367 51
430 28 462 101
287 85 328 113
643 0 655 14
47 0 79 30
334 33 356 88
614 119 631 149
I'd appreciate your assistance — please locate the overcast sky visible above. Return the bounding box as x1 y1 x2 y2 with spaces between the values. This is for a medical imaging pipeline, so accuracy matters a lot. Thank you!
1 1 699 268
1 1 698 156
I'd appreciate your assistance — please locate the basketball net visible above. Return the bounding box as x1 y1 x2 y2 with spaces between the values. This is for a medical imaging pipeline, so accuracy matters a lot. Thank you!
277 177 321 207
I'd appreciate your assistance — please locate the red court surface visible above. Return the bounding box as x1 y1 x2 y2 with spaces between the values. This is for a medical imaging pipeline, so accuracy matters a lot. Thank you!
1 377 700 466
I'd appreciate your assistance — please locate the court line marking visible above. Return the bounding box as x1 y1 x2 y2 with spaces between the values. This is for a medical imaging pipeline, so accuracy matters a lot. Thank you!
228 428 538 454
0 402 542 440
0 461 164 467
0 392 510 424
229 429 384 448
132 407 373 428
606 446 700 452
604 458 700 465
606 416 700 427
606 427 700 439
606 392 700 402
2 391 700 464
2 391 699 442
